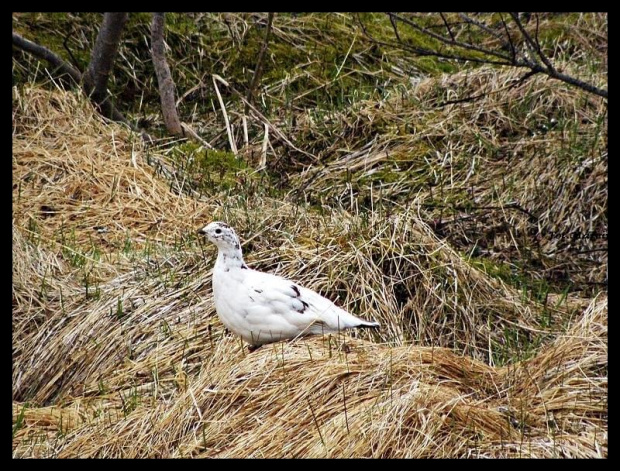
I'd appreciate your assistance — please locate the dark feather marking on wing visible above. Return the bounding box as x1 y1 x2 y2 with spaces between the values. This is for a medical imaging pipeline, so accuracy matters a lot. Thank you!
290 284 309 313
296 299 310 314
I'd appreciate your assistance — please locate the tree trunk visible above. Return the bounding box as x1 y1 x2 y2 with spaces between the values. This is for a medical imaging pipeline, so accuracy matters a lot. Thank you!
83 12 129 121
150 12 183 135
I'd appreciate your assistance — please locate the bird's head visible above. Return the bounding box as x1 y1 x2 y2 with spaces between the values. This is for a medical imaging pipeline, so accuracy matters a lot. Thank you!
197 221 241 251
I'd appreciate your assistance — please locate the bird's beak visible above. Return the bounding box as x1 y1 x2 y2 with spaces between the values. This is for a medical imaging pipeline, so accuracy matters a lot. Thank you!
197 227 206 235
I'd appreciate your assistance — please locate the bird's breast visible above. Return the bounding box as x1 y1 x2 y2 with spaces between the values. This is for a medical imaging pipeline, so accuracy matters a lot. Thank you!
212 266 249 321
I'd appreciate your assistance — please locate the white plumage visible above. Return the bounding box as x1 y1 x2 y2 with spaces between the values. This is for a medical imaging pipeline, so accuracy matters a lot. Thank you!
198 221 379 349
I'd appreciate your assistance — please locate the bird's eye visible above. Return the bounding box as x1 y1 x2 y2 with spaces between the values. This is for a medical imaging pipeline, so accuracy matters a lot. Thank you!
215 229 222 234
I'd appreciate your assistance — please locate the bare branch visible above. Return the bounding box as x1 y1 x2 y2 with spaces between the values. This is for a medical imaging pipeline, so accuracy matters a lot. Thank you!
13 27 162 135
151 12 183 135
439 13 456 42
387 12 513 62
527 62 608 98
12 32 82 85
388 13 402 42
498 13 517 62
62 30 81 71
458 13 505 42
510 12 556 73
371 13 607 99
357 15 512 67
13 30 127 122
245 12 275 115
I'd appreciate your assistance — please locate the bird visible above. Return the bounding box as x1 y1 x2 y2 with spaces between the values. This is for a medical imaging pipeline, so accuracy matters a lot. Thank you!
197 221 380 351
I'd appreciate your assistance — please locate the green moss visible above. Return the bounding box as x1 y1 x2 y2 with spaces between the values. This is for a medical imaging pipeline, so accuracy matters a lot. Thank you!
468 256 557 305
168 144 244 192
164 143 284 200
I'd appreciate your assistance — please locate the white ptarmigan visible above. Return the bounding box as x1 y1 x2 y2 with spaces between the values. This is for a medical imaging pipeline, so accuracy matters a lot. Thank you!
198 221 379 350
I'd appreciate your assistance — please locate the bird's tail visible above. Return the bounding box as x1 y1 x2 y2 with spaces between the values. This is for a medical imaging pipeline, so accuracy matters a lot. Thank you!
355 320 380 329
335 311 380 330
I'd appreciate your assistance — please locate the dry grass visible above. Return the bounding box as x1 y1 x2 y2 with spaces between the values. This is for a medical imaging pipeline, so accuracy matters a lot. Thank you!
13 12 607 458
13 300 608 459
12 83 606 458
288 64 607 292
12 86 213 252
13 12 607 293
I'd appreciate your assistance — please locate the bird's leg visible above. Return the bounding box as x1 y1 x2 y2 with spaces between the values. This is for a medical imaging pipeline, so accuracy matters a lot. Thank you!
248 344 262 353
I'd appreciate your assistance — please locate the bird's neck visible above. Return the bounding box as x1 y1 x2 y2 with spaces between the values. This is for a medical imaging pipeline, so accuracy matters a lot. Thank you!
216 246 247 271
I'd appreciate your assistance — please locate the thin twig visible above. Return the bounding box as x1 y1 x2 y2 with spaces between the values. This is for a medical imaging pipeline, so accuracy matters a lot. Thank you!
357 15 511 67
439 13 456 42
62 29 81 71
458 13 506 42
388 12 513 62
245 12 275 115
499 13 517 62
534 13 542 52
388 13 401 42
510 12 556 73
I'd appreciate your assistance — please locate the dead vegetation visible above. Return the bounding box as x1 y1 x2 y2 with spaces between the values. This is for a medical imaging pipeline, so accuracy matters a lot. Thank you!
12 84 606 458
12 298 607 458
289 65 607 293
13 12 606 458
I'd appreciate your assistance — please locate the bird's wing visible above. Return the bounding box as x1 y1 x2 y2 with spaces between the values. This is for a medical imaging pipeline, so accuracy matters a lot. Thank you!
241 269 375 332
243 269 313 316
